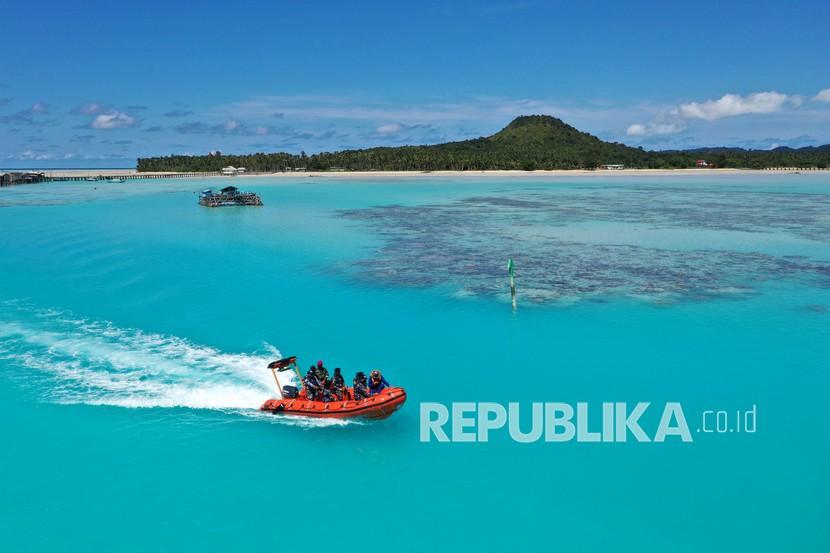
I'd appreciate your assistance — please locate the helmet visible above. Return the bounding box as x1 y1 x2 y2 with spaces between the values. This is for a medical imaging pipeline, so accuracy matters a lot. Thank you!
317 360 324 368
334 367 341 375
355 371 365 380
371 370 381 380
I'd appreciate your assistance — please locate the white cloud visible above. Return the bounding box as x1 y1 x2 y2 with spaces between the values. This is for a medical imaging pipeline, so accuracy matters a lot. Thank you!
174 119 284 136
375 123 402 135
0 102 53 125
91 111 138 129
372 123 435 139
17 149 53 160
814 89 830 103
626 122 684 136
73 102 105 115
626 90 809 141
676 92 798 121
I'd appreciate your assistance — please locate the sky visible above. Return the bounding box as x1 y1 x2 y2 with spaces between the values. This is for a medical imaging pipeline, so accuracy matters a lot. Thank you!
2 0 830 168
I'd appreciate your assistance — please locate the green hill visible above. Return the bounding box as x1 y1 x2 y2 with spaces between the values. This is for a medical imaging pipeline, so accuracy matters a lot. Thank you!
482 115 648 169
137 115 830 172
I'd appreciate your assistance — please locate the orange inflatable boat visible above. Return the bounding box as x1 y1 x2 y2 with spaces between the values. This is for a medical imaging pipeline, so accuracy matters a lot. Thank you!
260 387 406 419
259 357 406 420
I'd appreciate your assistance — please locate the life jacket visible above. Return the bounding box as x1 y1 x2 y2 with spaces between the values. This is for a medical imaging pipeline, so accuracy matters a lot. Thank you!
369 376 389 395
353 380 369 399
304 372 320 390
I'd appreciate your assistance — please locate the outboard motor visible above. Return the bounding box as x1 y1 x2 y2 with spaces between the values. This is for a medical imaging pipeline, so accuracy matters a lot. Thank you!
282 385 299 399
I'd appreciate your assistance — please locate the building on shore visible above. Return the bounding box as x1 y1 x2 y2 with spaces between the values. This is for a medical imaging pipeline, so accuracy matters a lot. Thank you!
599 164 625 170
220 166 248 176
696 159 709 167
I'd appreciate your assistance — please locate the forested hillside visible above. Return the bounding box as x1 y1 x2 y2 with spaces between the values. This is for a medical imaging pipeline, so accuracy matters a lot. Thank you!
137 115 830 172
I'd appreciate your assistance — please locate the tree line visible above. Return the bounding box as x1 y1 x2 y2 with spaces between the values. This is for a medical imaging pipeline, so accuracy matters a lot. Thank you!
137 116 830 172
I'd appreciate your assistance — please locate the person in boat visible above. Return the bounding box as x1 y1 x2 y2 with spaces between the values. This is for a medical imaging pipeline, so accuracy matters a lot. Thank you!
330 367 347 401
353 371 370 401
303 365 322 401
369 370 389 396
316 363 333 402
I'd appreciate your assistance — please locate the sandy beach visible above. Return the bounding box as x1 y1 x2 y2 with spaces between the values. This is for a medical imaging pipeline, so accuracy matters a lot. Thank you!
17 167 824 181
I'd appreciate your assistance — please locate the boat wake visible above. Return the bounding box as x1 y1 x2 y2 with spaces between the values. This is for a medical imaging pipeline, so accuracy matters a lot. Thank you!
0 303 353 427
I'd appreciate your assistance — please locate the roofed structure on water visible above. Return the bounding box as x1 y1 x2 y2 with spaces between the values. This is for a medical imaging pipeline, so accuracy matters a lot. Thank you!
198 186 262 207
1 172 46 186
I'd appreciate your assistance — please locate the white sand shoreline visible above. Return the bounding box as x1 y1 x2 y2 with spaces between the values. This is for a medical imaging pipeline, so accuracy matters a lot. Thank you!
19 167 825 180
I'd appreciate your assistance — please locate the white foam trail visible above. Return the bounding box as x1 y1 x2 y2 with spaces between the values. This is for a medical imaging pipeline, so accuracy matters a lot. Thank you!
233 408 361 428
0 305 322 421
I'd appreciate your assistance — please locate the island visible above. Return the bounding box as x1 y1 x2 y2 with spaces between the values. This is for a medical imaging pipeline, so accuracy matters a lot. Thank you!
137 115 830 173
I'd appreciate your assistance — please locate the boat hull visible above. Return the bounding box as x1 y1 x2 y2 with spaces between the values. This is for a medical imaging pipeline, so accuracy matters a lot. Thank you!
260 387 406 419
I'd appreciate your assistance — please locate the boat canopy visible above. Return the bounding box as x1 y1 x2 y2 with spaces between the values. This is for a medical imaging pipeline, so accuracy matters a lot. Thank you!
268 356 298 371
220 186 239 193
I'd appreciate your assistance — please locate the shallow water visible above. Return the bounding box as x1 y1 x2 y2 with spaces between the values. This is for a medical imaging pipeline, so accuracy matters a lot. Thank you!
1 174 829 551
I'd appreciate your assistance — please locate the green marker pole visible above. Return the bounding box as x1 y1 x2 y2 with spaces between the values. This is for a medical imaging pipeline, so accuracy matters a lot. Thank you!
507 257 516 310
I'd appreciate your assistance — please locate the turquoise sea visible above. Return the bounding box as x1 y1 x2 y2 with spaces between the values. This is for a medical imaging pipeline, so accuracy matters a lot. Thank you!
1 174 828 552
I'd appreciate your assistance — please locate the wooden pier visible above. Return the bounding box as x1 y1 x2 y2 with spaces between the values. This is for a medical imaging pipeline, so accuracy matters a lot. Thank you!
42 171 219 182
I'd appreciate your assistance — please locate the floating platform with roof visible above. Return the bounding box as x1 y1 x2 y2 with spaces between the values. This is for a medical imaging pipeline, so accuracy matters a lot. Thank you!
198 186 263 207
